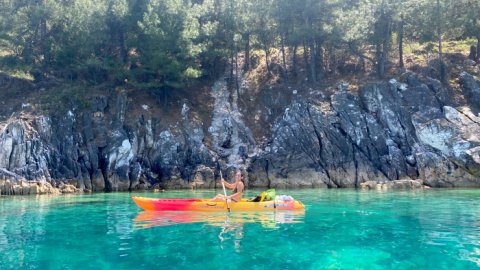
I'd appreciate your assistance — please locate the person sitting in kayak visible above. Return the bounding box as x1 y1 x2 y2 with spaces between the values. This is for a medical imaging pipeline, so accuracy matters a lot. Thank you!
211 170 245 203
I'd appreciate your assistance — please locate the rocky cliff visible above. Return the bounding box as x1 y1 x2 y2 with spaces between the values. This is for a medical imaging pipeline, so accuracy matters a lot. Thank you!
0 71 479 194
249 73 480 188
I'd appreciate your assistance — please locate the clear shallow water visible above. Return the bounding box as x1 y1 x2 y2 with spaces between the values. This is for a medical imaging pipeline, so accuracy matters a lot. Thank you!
1 189 480 270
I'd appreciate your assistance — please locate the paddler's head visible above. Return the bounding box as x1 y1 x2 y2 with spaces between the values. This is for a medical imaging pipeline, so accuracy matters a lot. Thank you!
235 170 243 183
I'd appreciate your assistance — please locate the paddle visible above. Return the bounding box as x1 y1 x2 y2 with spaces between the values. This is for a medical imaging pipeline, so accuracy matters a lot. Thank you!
220 171 231 213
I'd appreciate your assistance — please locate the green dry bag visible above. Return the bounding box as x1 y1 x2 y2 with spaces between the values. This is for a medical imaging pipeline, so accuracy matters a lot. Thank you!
260 189 276 201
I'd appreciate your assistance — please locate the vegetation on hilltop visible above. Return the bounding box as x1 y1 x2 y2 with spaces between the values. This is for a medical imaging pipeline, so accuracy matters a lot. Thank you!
0 0 478 91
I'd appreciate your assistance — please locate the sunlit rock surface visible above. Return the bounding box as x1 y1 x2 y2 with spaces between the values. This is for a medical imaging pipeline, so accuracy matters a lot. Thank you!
0 72 479 193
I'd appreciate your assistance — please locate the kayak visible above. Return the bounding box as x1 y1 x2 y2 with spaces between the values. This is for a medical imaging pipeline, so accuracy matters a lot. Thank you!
132 196 305 211
132 196 305 212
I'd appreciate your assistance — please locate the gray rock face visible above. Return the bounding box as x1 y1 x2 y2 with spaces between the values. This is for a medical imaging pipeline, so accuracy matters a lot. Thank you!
209 78 255 165
0 119 50 181
249 83 412 188
413 106 480 186
0 88 219 193
250 73 480 188
1 72 479 193
459 72 480 113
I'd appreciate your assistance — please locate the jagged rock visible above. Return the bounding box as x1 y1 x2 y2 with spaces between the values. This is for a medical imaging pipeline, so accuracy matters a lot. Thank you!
390 179 423 189
413 106 480 186
269 169 329 188
1 71 480 193
29 183 38 194
359 181 378 190
250 82 413 188
60 184 79 193
250 73 480 188
0 85 221 193
459 72 480 113
38 182 60 195
0 179 66 195
190 165 215 189
414 107 480 187
1 180 12 194
209 78 255 165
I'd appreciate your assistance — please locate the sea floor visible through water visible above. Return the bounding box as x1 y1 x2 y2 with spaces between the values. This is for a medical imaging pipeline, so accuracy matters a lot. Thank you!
1 189 479 270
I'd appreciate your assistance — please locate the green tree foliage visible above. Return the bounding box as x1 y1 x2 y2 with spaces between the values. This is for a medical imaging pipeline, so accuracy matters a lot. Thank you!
135 0 204 89
0 0 477 87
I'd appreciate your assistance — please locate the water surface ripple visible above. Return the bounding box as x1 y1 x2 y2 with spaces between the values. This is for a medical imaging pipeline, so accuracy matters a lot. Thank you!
1 189 479 269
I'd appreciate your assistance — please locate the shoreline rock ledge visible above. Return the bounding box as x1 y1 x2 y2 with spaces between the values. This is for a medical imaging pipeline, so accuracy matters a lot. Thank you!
360 180 426 191
0 180 80 195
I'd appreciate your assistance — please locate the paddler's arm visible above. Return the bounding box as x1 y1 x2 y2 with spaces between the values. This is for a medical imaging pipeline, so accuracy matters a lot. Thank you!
221 179 236 189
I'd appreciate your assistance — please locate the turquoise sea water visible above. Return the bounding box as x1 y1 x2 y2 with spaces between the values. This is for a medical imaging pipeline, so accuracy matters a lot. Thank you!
1 189 479 270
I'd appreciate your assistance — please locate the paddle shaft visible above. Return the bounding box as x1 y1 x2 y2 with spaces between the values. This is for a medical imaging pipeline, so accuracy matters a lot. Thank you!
220 171 230 212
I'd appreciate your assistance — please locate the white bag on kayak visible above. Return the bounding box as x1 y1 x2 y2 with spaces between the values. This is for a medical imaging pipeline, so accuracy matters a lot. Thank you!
275 195 294 201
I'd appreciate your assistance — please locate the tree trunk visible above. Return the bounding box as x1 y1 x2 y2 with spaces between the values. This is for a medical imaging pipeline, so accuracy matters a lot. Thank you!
235 46 239 97
39 18 47 60
264 45 270 73
382 18 391 76
119 28 128 64
280 33 288 80
438 35 445 83
469 45 477 61
230 50 234 79
437 0 446 83
309 40 316 83
325 46 330 72
37 0 48 63
303 41 309 77
331 47 338 75
398 16 404 68
376 43 384 77
306 15 316 83
316 41 324 73
477 36 480 62
292 44 298 78
375 1 391 78
243 33 250 71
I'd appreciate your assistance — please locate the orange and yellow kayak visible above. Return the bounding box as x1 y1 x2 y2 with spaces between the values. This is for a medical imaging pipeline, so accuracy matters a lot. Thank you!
132 196 305 212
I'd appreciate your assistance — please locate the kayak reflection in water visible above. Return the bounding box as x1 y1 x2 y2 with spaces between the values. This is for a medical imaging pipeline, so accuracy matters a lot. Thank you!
132 210 305 230
133 211 303 251
218 216 244 252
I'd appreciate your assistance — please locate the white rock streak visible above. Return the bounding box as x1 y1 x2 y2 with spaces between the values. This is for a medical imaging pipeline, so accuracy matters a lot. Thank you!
209 75 250 166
